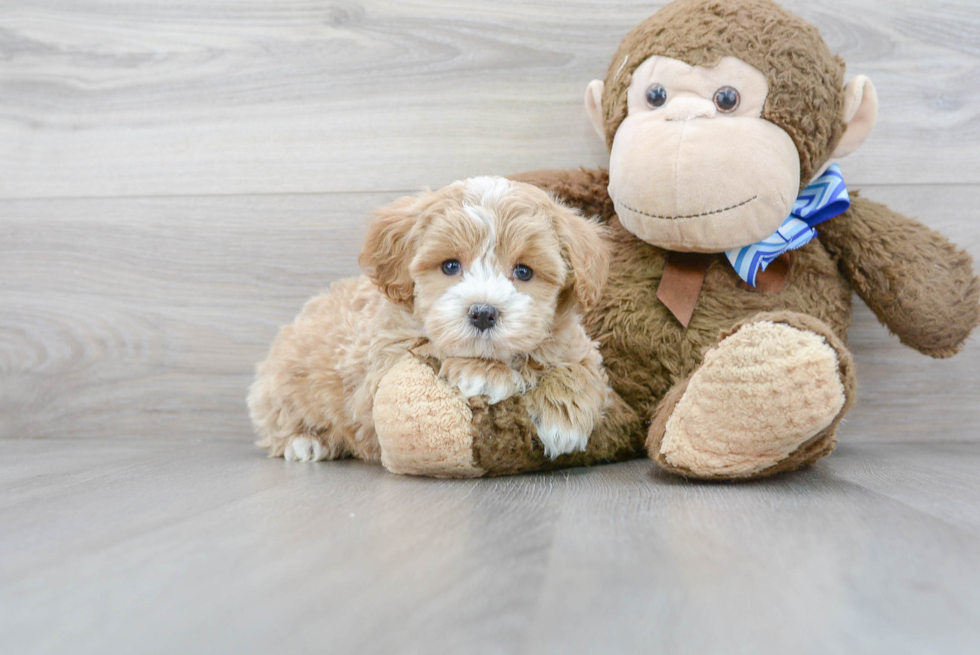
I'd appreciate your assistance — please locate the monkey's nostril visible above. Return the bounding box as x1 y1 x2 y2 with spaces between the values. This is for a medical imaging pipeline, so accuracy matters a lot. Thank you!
468 304 499 332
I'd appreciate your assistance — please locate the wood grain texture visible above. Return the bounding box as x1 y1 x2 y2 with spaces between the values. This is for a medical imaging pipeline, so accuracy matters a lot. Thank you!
1 440 979 655
2 184 978 443
1 0 979 199
0 192 385 441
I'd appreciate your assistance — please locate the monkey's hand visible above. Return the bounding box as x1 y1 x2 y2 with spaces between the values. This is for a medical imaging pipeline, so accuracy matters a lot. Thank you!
438 358 532 406
818 194 980 358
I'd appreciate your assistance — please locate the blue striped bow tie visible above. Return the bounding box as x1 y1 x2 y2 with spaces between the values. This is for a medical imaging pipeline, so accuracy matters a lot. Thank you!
725 164 850 287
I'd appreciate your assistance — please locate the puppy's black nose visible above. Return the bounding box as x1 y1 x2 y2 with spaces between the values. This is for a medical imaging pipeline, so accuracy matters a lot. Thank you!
468 304 499 332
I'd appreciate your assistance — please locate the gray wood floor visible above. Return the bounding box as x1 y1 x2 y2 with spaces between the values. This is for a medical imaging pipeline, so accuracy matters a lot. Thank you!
2 441 980 655
2 1 980 653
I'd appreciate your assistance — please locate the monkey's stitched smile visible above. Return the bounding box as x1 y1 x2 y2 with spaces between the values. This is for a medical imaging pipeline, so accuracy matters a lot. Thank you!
616 195 759 221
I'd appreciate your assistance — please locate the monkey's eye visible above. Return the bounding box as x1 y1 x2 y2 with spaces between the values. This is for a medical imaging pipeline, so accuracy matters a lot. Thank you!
441 259 462 275
645 84 667 109
513 264 533 282
713 87 740 113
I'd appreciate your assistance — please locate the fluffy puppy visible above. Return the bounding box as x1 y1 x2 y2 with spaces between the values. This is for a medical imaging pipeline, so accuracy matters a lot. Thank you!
248 176 611 465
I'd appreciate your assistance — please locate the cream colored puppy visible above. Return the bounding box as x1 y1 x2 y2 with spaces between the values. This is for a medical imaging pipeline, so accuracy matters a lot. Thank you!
248 176 611 465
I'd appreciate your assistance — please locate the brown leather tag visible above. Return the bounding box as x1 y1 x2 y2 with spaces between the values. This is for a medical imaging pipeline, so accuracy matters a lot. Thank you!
738 252 791 294
657 252 711 328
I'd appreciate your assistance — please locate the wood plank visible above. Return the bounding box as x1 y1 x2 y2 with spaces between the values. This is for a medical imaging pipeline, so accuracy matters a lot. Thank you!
0 192 386 441
2 0 979 199
830 443 980 533
1 441 979 654
2 185 978 443
0 440 563 655
524 449 980 655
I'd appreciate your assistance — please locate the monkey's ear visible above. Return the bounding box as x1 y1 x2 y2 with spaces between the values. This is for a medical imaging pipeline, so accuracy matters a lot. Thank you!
358 195 422 307
584 80 606 141
831 75 879 159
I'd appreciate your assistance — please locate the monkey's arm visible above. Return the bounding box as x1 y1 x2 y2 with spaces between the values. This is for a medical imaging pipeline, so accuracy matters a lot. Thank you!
373 352 646 477
817 194 980 358
510 168 616 221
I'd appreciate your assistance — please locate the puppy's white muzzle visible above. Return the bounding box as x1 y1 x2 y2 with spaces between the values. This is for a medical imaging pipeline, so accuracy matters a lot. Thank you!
426 259 536 359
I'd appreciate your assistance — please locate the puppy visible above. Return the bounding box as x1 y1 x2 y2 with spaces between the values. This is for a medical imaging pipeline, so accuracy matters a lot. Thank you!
248 176 611 465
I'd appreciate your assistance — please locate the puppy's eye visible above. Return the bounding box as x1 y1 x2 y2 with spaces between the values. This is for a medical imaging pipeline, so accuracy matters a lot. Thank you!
713 86 740 113
441 259 462 276
645 84 667 109
513 264 533 282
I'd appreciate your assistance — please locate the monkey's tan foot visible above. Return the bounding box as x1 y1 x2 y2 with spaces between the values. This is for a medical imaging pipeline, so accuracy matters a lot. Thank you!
647 312 856 480
374 355 486 478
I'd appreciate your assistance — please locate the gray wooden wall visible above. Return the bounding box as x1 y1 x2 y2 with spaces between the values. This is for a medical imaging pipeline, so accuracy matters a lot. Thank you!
2 0 978 444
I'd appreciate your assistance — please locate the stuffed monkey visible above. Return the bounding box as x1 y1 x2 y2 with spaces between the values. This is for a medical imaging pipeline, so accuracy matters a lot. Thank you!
372 0 979 480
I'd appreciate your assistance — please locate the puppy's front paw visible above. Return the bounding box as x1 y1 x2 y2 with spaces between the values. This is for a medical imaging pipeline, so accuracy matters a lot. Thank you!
439 358 525 405
529 412 590 459
522 366 607 459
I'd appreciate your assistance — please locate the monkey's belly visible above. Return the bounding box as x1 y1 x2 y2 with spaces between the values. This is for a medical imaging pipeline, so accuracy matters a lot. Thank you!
584 220 853 420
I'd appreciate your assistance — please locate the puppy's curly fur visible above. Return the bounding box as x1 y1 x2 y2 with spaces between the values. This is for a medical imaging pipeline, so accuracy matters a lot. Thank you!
248 176 612 463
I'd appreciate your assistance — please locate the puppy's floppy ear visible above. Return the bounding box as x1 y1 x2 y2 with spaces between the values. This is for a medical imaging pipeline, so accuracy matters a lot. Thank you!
359 194 424 307
553 203 609 313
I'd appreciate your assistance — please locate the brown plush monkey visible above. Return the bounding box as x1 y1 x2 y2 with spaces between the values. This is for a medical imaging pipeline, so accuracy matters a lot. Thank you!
372 0 980 480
